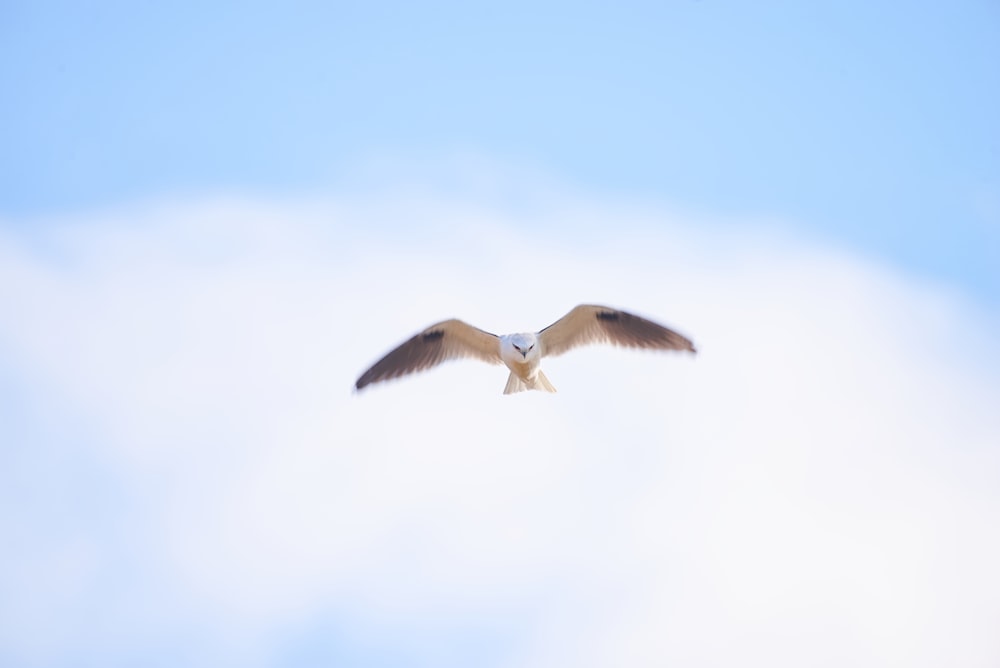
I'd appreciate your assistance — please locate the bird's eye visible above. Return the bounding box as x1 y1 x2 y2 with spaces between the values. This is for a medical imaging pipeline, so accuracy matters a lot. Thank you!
528 344 534 351
513 344 521 351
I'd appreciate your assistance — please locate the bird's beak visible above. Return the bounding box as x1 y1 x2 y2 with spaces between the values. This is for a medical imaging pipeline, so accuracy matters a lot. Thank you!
521 350 527 358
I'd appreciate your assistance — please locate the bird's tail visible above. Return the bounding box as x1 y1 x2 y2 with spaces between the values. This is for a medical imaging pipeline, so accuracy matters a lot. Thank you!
533 371 557 393
503 371 557 395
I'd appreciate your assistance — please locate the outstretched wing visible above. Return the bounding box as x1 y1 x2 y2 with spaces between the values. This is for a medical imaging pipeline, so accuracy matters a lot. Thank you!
538 304 696 358
355 319 502 390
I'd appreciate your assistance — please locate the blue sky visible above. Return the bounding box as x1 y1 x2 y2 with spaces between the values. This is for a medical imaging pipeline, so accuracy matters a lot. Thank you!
2 1 998 301
2 3 1000 668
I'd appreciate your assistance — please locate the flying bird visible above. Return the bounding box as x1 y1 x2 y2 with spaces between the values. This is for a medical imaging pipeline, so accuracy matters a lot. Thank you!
355 304 696 394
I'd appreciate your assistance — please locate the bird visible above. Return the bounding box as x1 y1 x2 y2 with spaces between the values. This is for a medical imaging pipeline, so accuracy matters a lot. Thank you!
354 304 696 395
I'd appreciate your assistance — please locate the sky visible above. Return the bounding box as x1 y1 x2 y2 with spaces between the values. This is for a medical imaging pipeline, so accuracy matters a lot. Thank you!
3 1 999 301
2 2 1000 667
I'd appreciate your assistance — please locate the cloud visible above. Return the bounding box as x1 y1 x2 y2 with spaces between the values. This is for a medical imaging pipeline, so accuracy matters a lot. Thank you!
1 188 998 667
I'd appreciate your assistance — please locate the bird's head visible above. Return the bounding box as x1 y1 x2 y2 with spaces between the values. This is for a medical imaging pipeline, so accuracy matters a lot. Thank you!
503 333 539 362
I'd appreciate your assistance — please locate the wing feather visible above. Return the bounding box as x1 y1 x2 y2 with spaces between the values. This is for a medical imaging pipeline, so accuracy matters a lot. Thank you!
355 319 501 390
538 304 696 358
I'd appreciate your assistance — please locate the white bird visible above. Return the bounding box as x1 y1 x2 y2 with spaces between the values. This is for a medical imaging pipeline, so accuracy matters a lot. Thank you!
355 304 696 394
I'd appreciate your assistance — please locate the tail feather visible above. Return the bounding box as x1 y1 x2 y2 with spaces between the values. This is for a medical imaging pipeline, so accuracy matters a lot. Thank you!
503 371 557 395
534 370 557 393
503 372 526 395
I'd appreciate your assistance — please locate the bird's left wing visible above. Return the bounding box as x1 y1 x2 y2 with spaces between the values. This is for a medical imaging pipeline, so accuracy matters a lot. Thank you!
355 319 502 391
538 304 696 358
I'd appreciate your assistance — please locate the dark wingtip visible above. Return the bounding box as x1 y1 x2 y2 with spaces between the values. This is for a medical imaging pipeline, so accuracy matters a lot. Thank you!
354 374 372 392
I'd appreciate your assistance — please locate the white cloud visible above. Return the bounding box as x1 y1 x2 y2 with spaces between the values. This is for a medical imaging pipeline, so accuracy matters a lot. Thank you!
0 188 998 667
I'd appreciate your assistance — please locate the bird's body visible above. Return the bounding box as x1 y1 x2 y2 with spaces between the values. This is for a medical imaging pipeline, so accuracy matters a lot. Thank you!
498 332 556 393
354 304 696 395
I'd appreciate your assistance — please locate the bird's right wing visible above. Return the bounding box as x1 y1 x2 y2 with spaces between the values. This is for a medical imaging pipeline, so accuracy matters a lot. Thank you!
538 304 696 358
355 319 502 391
